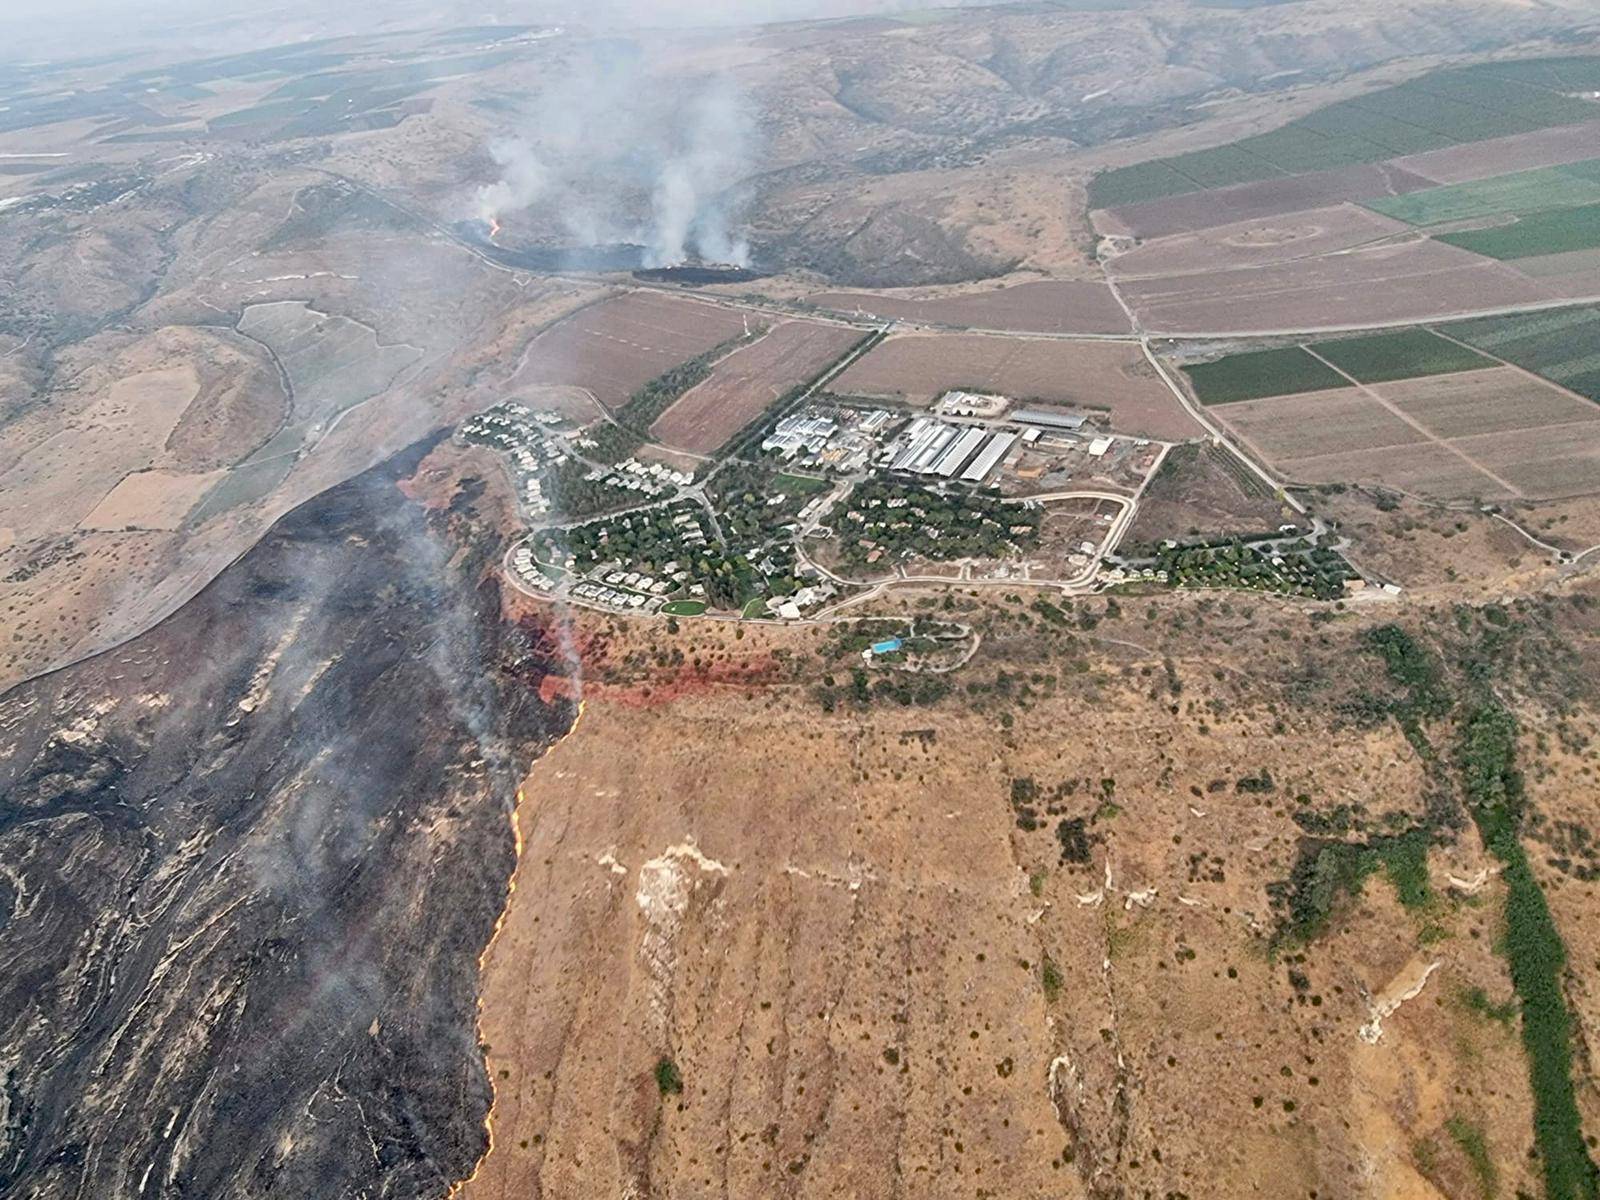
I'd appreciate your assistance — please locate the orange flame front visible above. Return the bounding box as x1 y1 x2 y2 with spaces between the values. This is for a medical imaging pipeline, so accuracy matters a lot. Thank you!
487 216 502 241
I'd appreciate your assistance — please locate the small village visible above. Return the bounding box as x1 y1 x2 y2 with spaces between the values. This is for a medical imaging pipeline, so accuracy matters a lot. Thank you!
461 377 1361 624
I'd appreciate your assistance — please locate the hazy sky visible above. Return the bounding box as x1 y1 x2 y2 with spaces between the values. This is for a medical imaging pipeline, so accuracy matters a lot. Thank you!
0 0 1006 66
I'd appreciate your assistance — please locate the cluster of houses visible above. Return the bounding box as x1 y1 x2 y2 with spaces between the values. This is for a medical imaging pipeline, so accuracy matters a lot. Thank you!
458 402 569 518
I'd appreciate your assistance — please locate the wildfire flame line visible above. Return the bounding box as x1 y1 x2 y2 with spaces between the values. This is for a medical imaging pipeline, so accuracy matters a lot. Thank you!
487 215 502 241
448 697 587 1197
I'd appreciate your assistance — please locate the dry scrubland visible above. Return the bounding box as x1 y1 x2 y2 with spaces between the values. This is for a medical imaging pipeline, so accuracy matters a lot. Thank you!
831 333 1201 441
464 564 1600 1200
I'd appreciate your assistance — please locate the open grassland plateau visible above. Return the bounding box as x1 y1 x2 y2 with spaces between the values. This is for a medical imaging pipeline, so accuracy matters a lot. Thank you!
650 321 861 455
805 280 1131 335
830 332 1202 441
1442 305 1600 405
1120 239 1552 336
512 292 752 412
1088 57 1600 212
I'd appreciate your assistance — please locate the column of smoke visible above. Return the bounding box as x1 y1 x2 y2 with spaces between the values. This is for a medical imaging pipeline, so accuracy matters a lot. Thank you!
464 44 755 267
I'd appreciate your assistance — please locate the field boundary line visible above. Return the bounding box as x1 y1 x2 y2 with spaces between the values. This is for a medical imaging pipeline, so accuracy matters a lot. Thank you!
1426 324 1600 410
1298 345 1527 499
1136 338 1306 514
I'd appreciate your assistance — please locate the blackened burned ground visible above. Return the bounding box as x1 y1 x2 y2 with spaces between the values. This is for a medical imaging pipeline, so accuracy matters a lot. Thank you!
0 440 573 1199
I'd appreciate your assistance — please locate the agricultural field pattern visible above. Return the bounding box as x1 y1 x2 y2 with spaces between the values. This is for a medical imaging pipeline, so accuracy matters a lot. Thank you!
4 7 1600 1200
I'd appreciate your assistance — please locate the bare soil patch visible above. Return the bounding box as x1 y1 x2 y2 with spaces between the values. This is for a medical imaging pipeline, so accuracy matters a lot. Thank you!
511 292 753 413
1383 367 1600 440
651 321 859 454
80 469 225 532
1283 443 1505 499
1124 443 1297 550
1121 241 1550 335
1095 162 1435 240
807 280 1130 335
1216 389 1424 461
831 332 1201 440
1106 205 1414 279
1451 425 1600 500
1395 120 1600 186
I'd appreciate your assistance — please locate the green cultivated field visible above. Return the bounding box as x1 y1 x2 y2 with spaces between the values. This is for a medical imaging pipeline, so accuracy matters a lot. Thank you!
1437 202 1600 260
1309 329 1493 382
1184 346 1352 405
1441 305 1600 404
1365 159 1600 226
1089 57 1600 210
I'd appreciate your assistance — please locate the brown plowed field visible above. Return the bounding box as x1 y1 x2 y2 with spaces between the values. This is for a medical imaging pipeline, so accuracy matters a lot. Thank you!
1106 205 1414 279
1120 241 1549 335
1383 367 1600 439
512 292 752 412
651 321 860 454
807 280 1131 335
1452 425 1600 499
1395 120 1600 185
1216 389 1424 461
1094 162 1435 240
830 332 1201 440
1214 366 1600 501
1509 247 1600 280
1278 442 1510 499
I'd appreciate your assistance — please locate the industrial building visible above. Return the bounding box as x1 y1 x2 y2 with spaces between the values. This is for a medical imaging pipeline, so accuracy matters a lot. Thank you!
961 431 1017 482
1011 408 1088 431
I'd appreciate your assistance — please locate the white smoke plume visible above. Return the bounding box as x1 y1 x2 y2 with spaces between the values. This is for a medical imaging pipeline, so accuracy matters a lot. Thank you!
462 40 758 267
645 81 753 267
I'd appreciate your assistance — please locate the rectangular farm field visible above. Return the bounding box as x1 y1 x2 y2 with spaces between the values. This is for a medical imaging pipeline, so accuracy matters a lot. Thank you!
1183 346 1352 404
512 292 753 411
1441 305 1600 404
1364 161 1600 227
649 321 862 454
1436 202 1600 260
1307 329 1493 383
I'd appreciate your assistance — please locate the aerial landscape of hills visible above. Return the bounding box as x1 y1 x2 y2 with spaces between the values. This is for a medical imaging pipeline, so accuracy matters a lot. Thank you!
3 1 1600 1197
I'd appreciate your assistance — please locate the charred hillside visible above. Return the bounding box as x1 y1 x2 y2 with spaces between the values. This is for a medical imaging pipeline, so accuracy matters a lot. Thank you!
0 440 573 1199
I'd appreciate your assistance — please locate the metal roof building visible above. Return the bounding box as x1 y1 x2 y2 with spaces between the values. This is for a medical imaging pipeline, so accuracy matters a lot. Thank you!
932 426 988 477
961 431 1018 481
1011 408 1088 431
